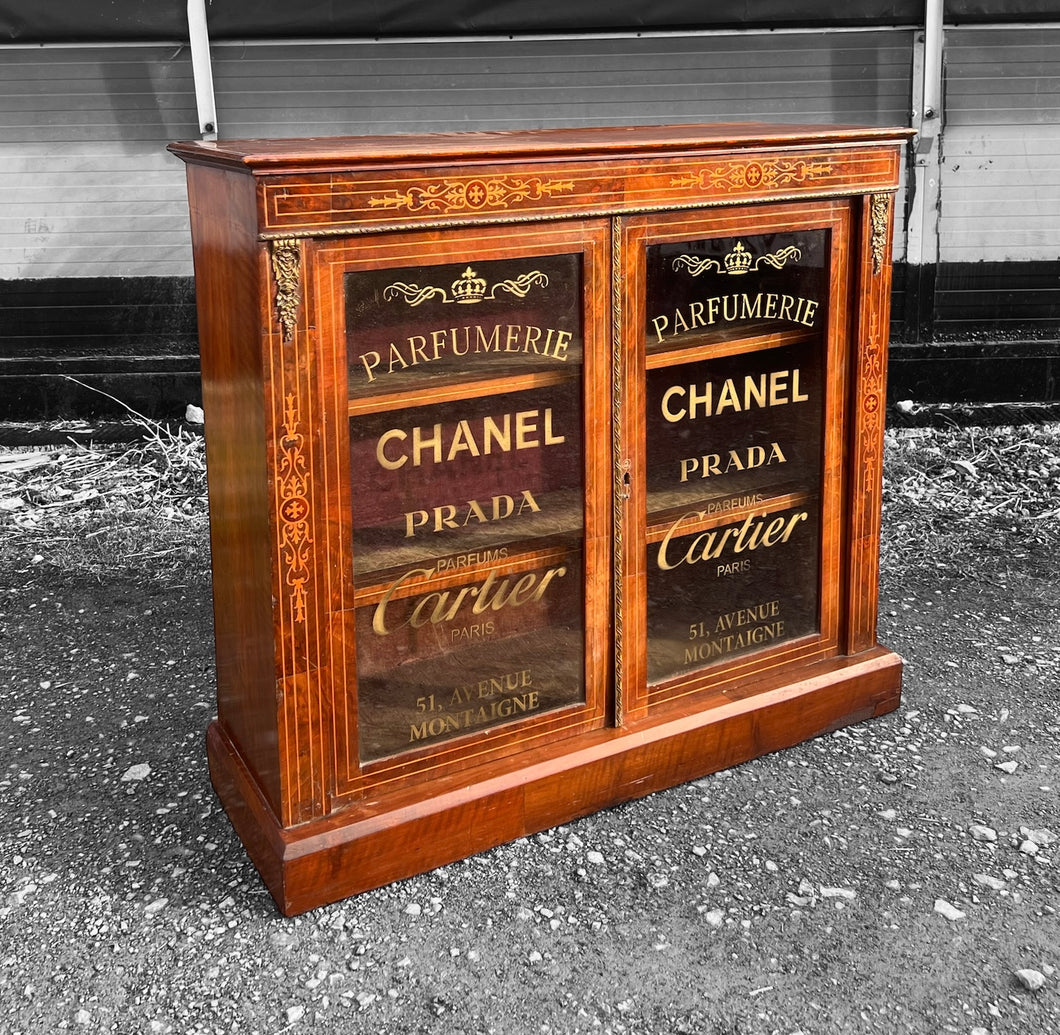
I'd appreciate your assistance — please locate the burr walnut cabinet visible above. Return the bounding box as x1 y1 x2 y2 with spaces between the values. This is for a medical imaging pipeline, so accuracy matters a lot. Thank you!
169 123 909 915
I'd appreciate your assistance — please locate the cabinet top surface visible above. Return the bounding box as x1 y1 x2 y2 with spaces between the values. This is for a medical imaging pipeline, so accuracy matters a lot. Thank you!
168 122 913 173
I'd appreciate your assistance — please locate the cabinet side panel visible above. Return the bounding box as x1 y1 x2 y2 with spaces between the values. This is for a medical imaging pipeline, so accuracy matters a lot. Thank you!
185 164 281 815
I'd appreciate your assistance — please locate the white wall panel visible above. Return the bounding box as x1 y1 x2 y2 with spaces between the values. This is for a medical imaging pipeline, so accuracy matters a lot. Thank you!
0 32 912 280
0 46 199 278
940 27 1060 262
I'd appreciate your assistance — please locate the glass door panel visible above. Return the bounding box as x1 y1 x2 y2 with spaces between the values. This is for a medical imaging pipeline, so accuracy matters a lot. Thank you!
644 229 828 685
622 205 850 707
320 223 610 776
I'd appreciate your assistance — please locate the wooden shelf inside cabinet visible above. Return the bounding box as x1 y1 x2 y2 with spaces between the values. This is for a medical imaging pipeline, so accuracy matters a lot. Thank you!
352 523 587 584
645 490 816 543
352 538 582 602
645 326 818 369
170 121 910 915
347 368 578 417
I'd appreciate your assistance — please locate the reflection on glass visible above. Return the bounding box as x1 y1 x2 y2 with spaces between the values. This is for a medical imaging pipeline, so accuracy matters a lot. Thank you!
646 503 821 683
346 251 588 760
350 384 583 577
643 230 829 685
356 548 585 760
644 339 823 520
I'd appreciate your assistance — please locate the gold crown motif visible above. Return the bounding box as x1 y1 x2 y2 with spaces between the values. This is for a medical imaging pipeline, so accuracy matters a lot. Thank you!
451 267 488 303
723 242 753 275
672 241 802 278
384 267 549 306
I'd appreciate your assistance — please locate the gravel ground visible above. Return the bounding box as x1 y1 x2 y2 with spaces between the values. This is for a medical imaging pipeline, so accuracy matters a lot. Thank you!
0 420 1057 1035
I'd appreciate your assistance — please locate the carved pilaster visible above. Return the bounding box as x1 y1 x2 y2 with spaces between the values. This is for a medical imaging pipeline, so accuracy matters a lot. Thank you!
870 193 890 275
271 238 302 342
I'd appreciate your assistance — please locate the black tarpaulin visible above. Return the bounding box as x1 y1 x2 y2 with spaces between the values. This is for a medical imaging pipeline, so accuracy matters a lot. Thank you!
1 1 1056 44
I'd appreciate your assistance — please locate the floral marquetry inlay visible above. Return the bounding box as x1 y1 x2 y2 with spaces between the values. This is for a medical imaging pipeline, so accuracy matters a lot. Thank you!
859 308 886 469
278 393 312 624
368 175 575 214
672 158 835 194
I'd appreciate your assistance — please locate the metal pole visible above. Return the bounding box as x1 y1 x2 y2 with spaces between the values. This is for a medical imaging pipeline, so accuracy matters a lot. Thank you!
923 0 944 121
906 0 944 340
187 0 218 140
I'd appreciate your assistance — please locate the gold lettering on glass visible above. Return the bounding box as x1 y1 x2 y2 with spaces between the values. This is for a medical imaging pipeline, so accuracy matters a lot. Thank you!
270 238 302 342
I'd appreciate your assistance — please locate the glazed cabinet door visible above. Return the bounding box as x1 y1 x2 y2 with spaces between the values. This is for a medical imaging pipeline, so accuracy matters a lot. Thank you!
306 221 612 798
617 201 854 717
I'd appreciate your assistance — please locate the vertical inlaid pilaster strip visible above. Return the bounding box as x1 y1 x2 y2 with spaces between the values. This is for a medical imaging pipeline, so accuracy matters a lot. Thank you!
848 192 895 654
611 225 626 724
269 236 330 823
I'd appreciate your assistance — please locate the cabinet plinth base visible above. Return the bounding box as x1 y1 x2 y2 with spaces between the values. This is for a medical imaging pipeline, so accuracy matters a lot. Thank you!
208 647 902 916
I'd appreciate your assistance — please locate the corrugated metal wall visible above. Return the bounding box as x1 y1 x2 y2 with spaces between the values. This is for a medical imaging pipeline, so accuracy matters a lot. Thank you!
7 25 1058 413
929 25 1060 342
0 46 197 279
0 31 913 281
941 26 1060 263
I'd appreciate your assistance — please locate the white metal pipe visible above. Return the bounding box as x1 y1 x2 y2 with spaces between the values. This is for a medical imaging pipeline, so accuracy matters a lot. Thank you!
187 0 218 139
923 0 944 121
181 25 923 45
3 20 1056 50
1 24 925 50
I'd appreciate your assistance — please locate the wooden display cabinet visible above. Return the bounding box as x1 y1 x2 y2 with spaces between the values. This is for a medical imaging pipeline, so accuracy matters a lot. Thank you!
169 123 911 915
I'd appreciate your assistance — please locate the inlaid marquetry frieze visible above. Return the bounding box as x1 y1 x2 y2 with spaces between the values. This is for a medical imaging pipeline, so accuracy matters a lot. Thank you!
368 175 575 215
260 148 900 235
670 157 835 193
